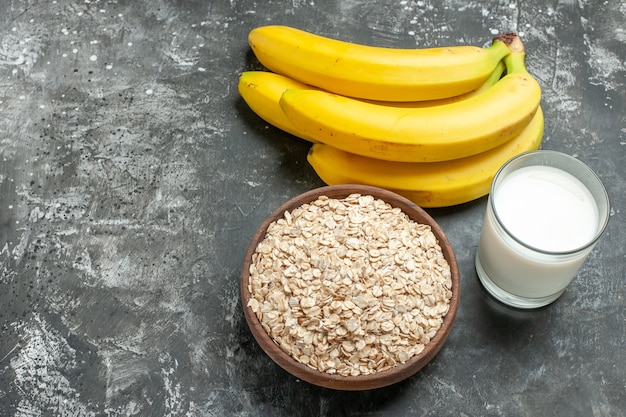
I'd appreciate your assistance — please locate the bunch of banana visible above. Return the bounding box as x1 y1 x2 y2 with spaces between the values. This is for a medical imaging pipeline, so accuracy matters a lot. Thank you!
238 25 543 207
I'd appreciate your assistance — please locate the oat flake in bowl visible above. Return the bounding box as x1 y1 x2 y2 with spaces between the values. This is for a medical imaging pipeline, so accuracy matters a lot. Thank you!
241 185 459 390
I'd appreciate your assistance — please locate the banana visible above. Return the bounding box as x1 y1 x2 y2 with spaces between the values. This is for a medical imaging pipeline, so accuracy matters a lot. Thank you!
248 25 511 102
280 37 541 163
372 59 506 108
307 107 544 208
237 61 505 141
238 71 314 141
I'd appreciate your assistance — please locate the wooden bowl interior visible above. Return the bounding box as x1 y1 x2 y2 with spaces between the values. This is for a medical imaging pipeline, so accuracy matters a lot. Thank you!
241 185 460 390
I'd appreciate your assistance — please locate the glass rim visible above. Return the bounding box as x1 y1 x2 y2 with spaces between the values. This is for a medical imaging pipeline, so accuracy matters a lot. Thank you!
489 150 610 256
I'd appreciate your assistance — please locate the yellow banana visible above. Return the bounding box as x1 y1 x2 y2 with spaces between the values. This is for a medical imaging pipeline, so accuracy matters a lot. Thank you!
307 107 544 208
237 61 504 141
237 71 314 141
280 37 541 163
372 59 506 108
248 25 511 102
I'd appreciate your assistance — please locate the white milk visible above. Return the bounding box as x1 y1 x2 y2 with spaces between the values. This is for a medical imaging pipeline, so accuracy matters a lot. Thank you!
476 165 601 305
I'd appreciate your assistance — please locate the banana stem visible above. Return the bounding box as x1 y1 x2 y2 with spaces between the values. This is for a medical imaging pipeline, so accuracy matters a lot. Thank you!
494 33 528 75
503 53 528 75
493 33 525 54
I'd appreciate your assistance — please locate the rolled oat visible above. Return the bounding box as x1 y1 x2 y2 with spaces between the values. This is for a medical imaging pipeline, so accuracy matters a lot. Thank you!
247 194 452 376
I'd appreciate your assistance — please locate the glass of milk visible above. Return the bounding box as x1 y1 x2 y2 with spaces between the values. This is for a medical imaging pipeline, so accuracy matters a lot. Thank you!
475 150 610 309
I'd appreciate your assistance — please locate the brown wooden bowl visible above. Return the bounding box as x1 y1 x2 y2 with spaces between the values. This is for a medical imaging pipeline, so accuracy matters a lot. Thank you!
240 185 460 390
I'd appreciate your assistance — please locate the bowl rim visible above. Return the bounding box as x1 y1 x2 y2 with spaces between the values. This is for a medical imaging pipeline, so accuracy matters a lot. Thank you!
240 184 460 390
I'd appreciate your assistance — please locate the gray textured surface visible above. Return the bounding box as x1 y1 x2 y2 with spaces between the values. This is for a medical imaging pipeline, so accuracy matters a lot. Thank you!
0 0 624 416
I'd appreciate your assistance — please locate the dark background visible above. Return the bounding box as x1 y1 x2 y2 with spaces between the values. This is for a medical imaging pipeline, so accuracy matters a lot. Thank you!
0 0 624 416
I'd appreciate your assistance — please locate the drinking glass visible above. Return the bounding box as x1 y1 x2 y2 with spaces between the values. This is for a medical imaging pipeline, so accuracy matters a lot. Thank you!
475 150 610 309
